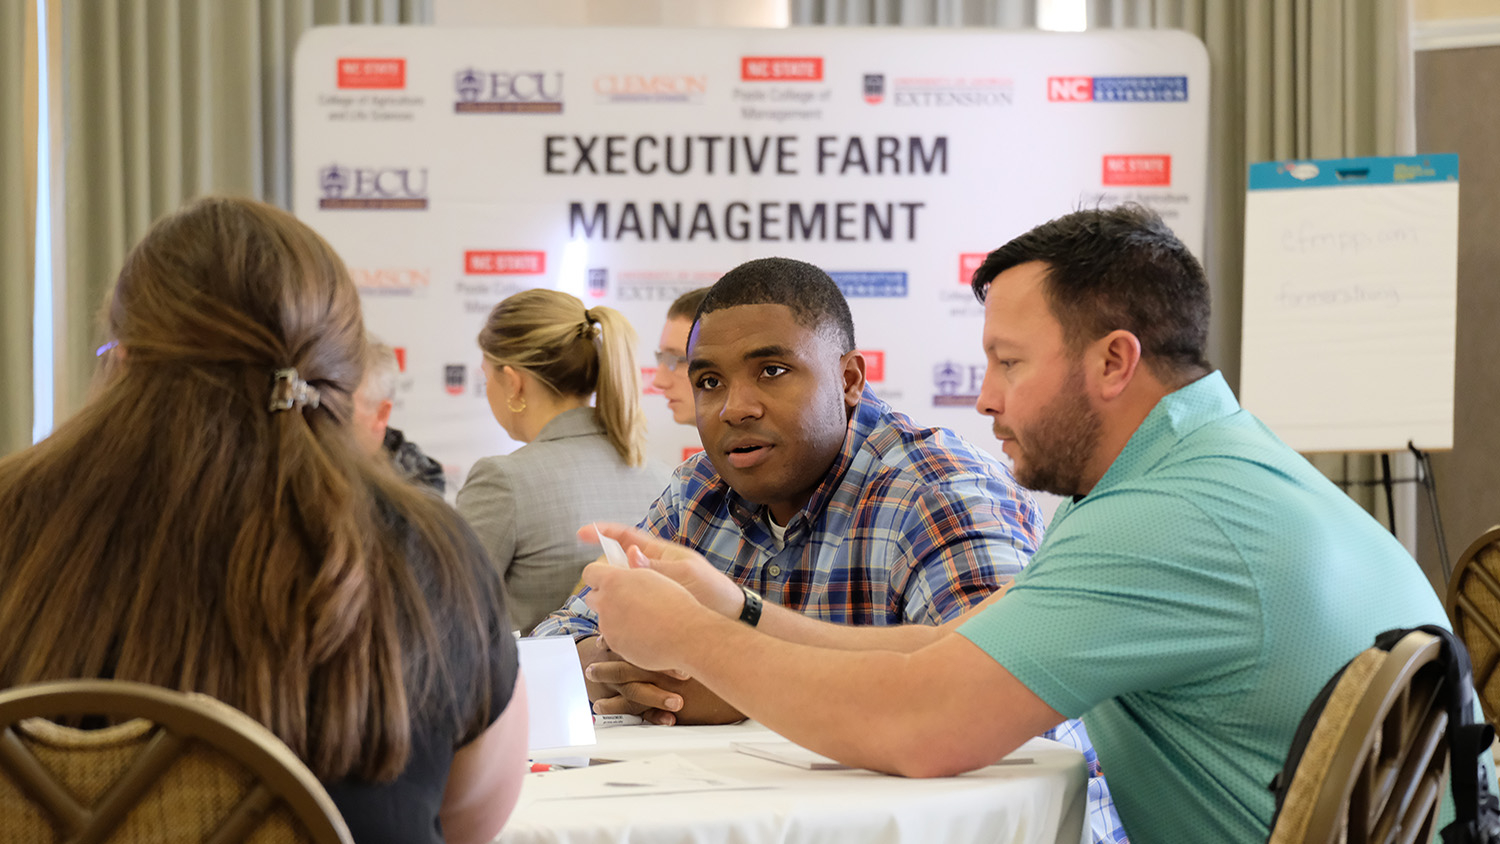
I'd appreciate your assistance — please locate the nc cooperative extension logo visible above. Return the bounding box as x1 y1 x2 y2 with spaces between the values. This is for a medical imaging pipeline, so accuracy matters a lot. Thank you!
1047 76 1188 103
455 68 564 113
828 271 908 298
859 350 885 383
319 164 428 210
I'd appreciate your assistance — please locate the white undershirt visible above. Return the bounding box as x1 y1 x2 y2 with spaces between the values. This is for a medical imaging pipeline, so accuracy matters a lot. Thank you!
764 511 787 548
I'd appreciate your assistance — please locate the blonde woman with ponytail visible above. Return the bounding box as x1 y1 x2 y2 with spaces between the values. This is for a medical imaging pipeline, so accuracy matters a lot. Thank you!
0 198 527 844
457 289 670 635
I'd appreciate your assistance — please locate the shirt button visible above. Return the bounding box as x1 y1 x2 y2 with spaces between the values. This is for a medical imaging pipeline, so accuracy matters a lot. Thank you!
767 564 782 577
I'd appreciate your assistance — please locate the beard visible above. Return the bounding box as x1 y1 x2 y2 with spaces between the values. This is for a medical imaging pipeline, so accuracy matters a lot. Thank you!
996 364 1101 497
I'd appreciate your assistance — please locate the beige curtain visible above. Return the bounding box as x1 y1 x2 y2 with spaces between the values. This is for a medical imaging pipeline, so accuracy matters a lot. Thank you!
55 0 430 419
1087 0 1413 518
0 0 37 457
789 0 1413 520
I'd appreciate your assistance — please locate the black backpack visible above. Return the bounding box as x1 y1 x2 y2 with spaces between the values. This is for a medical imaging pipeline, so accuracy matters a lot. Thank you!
1269 625 1500 843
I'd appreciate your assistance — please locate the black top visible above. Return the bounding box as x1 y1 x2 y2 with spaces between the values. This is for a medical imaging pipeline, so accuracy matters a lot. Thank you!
383 427 447 494
321 504 519 844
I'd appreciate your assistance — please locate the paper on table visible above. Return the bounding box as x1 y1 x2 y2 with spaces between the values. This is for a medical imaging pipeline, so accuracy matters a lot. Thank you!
525 754 768 800
515 636 596 751
593 523 629 568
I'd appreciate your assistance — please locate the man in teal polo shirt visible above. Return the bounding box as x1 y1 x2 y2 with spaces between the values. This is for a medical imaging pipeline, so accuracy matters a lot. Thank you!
577 205 1450 844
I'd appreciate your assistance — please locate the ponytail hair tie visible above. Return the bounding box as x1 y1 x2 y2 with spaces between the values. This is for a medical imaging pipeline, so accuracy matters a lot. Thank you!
269 368 321 413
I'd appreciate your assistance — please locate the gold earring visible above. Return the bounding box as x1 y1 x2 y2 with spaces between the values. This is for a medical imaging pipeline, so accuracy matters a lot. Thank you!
507 396 526 413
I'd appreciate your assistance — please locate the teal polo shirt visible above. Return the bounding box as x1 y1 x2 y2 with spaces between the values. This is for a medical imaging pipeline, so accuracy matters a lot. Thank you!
960 371 1447 844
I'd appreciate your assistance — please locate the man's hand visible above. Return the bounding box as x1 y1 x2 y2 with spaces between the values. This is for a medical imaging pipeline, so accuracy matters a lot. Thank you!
576 635 683 725
587 666 746 725
578 524 744 618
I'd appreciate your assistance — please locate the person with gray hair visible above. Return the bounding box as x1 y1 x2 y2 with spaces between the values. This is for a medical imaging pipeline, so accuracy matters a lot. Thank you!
352 340 446 493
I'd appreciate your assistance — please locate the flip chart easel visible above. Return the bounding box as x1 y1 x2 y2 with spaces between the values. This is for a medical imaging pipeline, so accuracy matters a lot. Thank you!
1239 155 1459 575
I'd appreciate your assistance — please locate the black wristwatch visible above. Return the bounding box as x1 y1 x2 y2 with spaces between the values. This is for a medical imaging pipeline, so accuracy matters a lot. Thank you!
738 585 763 627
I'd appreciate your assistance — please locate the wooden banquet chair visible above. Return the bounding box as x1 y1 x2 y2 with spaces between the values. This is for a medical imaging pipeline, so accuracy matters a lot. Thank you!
1446 525 1500 726
1267 630 1451 844
0 679 352 844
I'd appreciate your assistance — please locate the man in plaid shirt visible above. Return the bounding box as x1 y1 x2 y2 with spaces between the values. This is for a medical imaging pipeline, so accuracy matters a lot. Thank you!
532 257 1124 842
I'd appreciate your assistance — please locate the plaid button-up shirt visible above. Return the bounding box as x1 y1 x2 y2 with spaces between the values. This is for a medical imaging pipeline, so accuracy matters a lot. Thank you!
533 387 1042 636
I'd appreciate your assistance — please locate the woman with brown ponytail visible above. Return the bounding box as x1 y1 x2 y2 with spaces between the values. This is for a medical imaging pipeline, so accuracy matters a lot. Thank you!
0 197 527 844
456 289 670 635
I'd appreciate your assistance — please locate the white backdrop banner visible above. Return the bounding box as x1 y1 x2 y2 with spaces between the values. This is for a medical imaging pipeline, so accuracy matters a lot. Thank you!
293 26 1208 494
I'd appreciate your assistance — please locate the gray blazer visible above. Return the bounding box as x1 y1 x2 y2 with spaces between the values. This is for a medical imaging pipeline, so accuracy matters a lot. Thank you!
456 407 671 635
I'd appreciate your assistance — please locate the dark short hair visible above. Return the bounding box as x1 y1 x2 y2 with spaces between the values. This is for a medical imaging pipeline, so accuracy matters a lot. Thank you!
666 287 710 321
696 258 855 353
971 204 1211 379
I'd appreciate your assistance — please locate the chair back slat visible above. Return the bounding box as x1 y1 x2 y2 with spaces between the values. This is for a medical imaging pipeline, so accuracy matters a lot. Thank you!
1268 631 1451 844
1447 526 1500 724
71 729 186 844
0 726 88 833
204 783 277 844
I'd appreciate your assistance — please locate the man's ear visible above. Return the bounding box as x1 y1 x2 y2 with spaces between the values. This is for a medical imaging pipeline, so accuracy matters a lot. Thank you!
1093 330 1142 400
840 350 867 408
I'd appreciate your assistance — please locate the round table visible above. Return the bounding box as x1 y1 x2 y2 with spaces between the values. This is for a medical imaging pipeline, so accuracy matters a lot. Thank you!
500 721 1086 844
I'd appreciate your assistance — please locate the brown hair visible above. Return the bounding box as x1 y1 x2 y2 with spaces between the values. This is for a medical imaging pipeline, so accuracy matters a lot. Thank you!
478 289 647 466
0 197 500 782
971 204 1211 384
666 287 710 322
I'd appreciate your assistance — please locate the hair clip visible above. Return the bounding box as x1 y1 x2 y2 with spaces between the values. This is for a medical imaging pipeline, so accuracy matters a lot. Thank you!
269 368 321 413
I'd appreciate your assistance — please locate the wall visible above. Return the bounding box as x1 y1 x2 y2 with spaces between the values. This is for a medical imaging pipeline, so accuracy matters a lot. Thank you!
1414 43 1500 587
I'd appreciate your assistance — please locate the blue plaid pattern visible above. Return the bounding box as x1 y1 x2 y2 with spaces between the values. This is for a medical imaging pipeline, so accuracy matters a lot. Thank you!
534 387 1042 636
1044 719 1129 844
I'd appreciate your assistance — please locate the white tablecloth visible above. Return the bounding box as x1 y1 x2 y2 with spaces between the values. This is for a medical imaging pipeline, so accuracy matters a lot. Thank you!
499 722 1086 844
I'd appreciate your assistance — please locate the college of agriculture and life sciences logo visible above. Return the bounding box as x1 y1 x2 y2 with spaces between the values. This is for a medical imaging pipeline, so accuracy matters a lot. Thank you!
859 350 886 383
682 446 706 462
1102 154 1172 186
829 271 908 298
444 364 467 396
392 347 407 372
1047 75 1189 103
593 73 706 104
318 164 428 210
454 68 564 113
863 74 885 104
463 251 547 275
587 268 608 298
959 253 988 287
337 58 405 89
932 360 985 407
741 56 823 82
